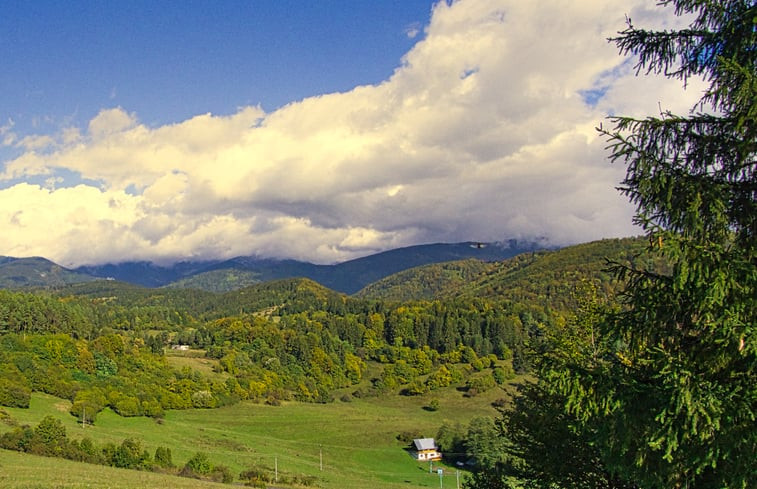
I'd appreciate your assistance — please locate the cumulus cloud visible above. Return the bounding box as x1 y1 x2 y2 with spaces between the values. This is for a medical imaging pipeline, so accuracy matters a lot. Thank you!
0 0 706 267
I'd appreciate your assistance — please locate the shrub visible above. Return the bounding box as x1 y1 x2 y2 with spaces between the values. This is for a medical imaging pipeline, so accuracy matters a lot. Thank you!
210 464 234 483
492 365 514 384
0 378 31 408
34 416 67 448
76 437 101 464
0 426 32 451
0 408 15 426
142 399 164 418
113 396 142 417
464 374 496 397
112 438 151 469
401 379 428 396
396 430 423 444
182 452 212 477
154 446 174 468
191 390 216 408
70 398 104 425
239 466 271 487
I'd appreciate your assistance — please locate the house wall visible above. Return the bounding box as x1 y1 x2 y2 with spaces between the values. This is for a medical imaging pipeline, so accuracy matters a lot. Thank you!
415 449 441 461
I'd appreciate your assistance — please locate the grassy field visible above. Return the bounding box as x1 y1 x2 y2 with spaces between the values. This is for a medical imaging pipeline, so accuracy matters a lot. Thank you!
164 348 229 381
0 449 233 489
1 379 517 489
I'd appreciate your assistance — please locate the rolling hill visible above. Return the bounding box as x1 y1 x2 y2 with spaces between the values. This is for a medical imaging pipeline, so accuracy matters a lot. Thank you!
356 237 651 306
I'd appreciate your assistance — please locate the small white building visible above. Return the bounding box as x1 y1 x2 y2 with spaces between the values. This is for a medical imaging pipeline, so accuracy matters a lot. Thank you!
412 438 442 461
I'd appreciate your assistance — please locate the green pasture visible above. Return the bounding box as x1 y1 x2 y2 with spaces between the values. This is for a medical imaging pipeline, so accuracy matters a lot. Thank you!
0 448 230 489
1 379 517 489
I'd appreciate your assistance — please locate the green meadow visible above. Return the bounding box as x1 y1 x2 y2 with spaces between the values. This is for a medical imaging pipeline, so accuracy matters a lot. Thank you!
0 448 230 489
1 379 514 489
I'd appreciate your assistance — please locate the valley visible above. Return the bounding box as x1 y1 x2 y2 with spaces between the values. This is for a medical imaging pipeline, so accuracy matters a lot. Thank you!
0 237 666 487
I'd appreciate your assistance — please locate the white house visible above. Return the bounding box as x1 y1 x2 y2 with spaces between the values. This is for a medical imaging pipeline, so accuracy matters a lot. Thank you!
412 438 442 461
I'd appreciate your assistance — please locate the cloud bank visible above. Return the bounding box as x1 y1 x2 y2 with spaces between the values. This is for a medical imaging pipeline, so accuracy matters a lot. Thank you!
0 0 705 266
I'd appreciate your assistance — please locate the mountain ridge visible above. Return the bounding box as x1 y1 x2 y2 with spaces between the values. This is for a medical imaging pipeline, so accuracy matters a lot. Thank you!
0 240 547 294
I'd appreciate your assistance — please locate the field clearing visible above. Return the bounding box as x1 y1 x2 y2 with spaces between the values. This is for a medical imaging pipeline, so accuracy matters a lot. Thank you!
164 349 229 381
0 379 518 489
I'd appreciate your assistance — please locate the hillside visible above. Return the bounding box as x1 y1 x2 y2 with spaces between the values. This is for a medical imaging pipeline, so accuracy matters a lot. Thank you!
358 237 651 308
456 237 653 305
354 258 493 301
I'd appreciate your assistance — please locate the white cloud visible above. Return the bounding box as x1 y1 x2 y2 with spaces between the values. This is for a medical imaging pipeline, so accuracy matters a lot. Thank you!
88 107 137 139
405 22 422 39
1 119 16 147
0 0 705 266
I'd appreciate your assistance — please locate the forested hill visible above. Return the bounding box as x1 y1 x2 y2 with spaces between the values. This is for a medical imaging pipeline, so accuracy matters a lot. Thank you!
357 237 651 307
0 236 655 429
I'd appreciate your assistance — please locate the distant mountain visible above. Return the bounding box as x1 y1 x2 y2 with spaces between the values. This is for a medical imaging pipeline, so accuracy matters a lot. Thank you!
74 261 216 288
311 240 544 294
0 256 97 288
70 241 544 294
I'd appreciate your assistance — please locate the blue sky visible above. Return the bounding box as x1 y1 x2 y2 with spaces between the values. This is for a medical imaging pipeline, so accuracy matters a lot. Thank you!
0 1 703 266
2 1 432 153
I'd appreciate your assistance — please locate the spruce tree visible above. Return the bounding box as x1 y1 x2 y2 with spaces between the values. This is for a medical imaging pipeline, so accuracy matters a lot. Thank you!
572 2 756 487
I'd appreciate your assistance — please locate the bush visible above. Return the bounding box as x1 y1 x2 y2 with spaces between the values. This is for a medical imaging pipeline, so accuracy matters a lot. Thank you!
140 398 164 418
34 416 67 448
210 464 234 483
154 446 174 468
401 379 428 396
240 466 271 487
70 399 103 425
0 408 15 426
464 374 496 397
191 390 217 408
112 438 151 469
73 437 101 464
0 426 32 451
182 452 212 477
492 365 514 384
396 430 423 444
112 395 142 417
0 378 31 408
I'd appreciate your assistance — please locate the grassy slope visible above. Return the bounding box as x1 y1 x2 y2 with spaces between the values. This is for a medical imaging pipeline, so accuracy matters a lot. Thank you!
2 376 514 489
0 449 229 489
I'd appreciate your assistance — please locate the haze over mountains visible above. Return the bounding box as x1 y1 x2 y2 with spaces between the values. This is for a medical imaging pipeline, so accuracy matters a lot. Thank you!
0 240 546 294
